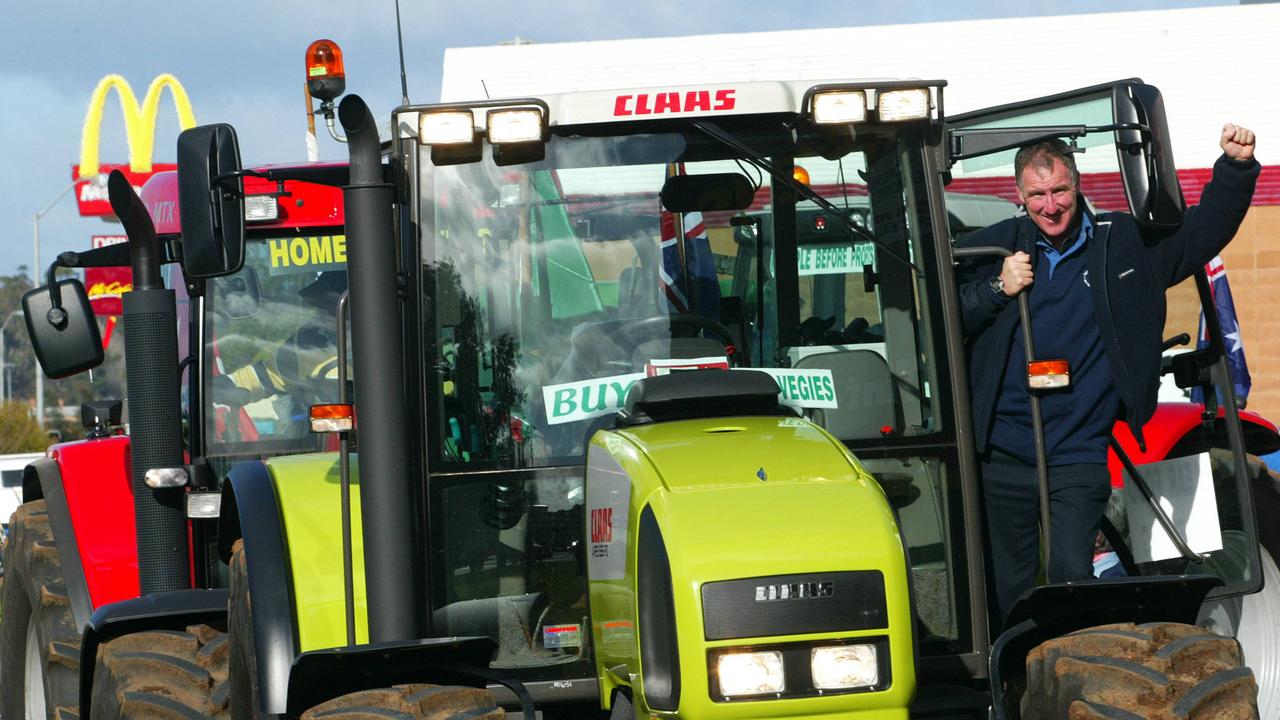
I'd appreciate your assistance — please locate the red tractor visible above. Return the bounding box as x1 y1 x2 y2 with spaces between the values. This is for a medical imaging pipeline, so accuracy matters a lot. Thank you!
2 161 349 719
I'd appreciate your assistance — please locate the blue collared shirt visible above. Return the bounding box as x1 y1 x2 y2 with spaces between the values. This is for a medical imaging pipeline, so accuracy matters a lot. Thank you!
1036 213 1092 279
991 210 1118 465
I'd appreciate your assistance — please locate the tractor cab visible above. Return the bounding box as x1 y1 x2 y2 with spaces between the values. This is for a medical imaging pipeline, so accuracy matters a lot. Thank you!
405 85 964 681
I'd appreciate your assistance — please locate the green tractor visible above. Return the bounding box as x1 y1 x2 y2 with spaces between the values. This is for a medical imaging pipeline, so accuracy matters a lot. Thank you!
174 67 1270 719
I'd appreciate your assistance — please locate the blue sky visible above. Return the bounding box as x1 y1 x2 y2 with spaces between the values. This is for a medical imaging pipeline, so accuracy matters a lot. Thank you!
0 0 1233 280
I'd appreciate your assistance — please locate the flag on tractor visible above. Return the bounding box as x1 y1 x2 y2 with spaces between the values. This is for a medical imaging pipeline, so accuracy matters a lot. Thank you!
659 209 721 319
1191 256 1251 406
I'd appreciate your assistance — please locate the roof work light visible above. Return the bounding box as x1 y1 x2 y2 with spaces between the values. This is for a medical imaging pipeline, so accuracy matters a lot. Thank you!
306 39 346 102
486 108 545 144
877 88 930 122
811 91 868 124
420 111 477 145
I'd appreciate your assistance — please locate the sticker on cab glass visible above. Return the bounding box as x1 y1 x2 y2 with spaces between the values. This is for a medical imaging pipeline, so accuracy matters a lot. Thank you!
541 366 837 427
268 235 347 275
543 623 581 649
797 242 875 276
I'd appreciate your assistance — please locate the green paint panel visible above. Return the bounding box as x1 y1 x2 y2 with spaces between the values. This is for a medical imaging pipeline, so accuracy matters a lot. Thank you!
267 452 368 651
588 416 915 718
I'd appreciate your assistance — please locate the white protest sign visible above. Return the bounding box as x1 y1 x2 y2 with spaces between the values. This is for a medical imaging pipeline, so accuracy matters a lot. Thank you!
750 368 838 409
542 373 645 426
1124 453 1223 564
541 366 839 426
797 242 875 276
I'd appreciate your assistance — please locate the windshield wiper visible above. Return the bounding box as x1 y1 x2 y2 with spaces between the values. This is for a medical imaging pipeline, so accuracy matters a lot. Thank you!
691 120 922 275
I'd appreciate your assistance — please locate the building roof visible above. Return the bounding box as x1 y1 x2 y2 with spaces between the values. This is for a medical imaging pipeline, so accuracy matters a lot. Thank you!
442 4 1278 172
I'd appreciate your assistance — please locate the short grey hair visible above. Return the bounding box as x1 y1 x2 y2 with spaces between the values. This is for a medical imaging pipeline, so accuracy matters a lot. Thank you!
1013 139 1080 190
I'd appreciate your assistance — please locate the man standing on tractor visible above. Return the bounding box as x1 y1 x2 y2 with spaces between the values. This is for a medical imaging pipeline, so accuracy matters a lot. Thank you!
958 123 1259 621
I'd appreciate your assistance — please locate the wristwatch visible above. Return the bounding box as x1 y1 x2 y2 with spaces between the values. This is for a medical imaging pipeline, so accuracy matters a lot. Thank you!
988 275 1006 297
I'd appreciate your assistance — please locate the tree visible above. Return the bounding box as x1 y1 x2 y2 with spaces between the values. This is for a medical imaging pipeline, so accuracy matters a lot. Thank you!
0 402 52 454
1 271 128 442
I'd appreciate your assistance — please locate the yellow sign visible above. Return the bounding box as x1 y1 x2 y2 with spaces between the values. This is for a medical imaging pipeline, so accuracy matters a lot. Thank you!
269 235 348 274
79 74 197 176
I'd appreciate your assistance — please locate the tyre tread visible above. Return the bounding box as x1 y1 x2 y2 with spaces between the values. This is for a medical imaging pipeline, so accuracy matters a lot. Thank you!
1 500 82 720
90 628 230 719
1023 621 1259 719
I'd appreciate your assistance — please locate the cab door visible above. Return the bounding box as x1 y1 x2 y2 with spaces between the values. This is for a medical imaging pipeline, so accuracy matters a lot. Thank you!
942 79 1262 602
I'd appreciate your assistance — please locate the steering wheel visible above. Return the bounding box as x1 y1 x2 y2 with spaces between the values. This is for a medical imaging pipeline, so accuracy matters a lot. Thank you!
611 312 740 362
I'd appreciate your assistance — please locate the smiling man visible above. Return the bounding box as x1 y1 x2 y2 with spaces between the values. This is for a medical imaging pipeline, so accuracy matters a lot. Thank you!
957 124 1258 622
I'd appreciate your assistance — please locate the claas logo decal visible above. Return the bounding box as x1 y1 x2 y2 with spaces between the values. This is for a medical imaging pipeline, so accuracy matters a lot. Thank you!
590 507 613 544
613 89 736 116
269 235 347 275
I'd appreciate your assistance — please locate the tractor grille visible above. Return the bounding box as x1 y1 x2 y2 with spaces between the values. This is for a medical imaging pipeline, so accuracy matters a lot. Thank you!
701 571 887 641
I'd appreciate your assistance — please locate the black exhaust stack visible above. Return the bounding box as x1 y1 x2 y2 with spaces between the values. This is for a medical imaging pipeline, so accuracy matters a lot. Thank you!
338 95 418 641
108 170 189 593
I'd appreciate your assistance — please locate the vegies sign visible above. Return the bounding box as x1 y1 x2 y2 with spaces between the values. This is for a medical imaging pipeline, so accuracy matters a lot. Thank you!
797 242 875 276
541 367 837 425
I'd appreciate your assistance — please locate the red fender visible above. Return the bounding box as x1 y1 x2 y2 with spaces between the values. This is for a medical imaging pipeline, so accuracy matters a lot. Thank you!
1108 402 1280 488
48 435 141 608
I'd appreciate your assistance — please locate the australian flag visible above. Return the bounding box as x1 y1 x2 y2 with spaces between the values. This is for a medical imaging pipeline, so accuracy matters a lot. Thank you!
1191 256 1251 406
659 210 721 318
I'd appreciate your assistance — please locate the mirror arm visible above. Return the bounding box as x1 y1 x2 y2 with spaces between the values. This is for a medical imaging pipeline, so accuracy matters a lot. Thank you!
946 122 1151 167
211 168 267 196
42 258 68 322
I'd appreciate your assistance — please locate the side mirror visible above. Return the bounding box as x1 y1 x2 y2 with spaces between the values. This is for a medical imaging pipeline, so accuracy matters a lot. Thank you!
21 280 103 379
220 266 262 320
1113 83 1186 229
177 124 246 278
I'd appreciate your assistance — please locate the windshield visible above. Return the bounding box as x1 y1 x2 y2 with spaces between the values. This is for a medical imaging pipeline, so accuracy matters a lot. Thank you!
419 119 949 469
203 233 349 470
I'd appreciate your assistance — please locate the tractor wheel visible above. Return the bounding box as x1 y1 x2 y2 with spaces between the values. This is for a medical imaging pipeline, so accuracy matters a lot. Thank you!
0 500 81 720
1022 621 1259 719
298 684 503 720
89 625 230 718
228 540 264 720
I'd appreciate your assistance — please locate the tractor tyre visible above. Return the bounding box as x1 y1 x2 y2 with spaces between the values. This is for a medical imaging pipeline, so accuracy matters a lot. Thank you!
89 625 230 718
1022 621 1259 719
228 540 264 720
0 500 82 720
298 684 503 720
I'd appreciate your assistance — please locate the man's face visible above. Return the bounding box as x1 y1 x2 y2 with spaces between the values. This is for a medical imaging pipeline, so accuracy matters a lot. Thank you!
1017 157 1078 244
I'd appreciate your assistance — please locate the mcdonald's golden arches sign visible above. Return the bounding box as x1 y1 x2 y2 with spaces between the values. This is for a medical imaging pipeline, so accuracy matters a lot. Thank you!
73 74 197 217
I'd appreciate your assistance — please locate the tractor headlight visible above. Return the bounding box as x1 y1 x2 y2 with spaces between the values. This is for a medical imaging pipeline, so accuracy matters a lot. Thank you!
487 108 545 144
811 91 868 124
717 651 785 697
877 88 930 122
419 110 476 145
811 644 878 690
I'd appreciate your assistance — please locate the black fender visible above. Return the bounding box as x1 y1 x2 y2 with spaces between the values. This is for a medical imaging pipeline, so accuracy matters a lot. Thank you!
218 460 298 716
284 636 537 719
77 588 228 718
23 459 94 633
989 574 1220 720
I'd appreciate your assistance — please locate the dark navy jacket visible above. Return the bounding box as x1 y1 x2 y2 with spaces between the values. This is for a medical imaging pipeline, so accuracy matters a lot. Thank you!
957 154 1259 454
